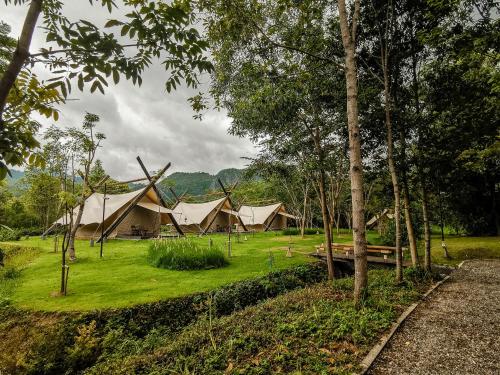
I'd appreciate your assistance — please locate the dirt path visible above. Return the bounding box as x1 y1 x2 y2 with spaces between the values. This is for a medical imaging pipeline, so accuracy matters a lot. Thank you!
368 260 500 375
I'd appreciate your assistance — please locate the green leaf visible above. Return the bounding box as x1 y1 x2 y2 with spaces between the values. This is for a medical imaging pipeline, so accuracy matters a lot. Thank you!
112 69 120 84
104 19 122 28
78 75 84 91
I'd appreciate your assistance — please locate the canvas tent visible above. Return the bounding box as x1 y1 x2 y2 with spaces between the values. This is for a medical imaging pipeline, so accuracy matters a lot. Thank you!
238 203 297 231
366 208 394 233
54 187 182 239
172 196 241 233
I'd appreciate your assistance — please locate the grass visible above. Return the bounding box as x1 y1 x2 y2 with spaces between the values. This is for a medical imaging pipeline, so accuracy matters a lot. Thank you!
0 246 40 306
426 234 500 265
0 231 373 311
147 238 228 270
2 229 497 312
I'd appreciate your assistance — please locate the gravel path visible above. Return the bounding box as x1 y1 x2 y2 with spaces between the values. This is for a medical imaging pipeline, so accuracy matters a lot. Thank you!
368 260 500 375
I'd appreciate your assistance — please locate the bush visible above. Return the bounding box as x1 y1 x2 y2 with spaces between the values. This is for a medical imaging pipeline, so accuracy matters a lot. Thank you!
147 238 229 270
0 227 22 242
19 226 44 236
282 227 324 236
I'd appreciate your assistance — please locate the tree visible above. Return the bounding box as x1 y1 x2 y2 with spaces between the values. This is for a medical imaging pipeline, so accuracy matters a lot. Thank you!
203 0 355 279
337 0 368 303
420 1 499 236
0 21 62 179
66 113 105 260
0 0 212 178
20 167 61 231
89 160 130 194
43 113 106 260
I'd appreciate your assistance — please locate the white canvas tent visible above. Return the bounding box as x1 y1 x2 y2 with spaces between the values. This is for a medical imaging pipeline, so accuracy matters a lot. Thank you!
366 208 394 233
54 187 182 239
238 203 297 231
172 196 241 233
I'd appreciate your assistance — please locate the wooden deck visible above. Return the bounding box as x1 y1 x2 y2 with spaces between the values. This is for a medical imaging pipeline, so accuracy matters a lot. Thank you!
311 251 412 267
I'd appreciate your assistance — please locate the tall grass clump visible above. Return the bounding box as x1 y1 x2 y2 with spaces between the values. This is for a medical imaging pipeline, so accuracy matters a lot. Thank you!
148 239 228 270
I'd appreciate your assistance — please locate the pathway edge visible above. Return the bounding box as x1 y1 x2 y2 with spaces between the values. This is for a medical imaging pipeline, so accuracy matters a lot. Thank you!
358 261 465 374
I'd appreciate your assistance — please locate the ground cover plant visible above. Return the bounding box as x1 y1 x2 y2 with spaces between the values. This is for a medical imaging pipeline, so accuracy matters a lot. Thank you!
148 238 228 270
83 268 437 375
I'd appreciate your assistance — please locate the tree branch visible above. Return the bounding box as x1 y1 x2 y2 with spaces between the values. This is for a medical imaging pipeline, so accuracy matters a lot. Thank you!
0 0 43 122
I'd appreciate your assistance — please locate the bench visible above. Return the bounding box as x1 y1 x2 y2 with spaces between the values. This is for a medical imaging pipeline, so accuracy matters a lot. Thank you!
315 243 405 260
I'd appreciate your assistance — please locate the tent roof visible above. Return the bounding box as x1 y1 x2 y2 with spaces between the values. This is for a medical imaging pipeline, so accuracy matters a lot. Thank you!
55 187 173 226
238 203 283 225
172 197 228 225
366 208 393 227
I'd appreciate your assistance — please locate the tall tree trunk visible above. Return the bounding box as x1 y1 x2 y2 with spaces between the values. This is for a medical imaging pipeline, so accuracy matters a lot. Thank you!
318 170 335 280
301 184 308 238
0 0 42 119
338 0 367 305
402 180 419 266
68 200 85 261
382 58 403 283
421 185 431 272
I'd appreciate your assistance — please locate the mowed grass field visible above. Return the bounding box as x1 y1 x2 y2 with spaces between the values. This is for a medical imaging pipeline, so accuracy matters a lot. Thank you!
1 231 363 312
2 230 497 312
429 234 500 265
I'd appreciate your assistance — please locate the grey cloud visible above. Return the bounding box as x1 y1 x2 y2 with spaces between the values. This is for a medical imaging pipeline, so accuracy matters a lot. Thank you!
1 3 257 181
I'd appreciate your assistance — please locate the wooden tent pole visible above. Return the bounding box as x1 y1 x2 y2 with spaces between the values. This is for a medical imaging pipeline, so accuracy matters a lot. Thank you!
97 163 171 242
264 205 282 231
217 178 248 232
136 157 184 236
201 199 226 235
136 156 169 208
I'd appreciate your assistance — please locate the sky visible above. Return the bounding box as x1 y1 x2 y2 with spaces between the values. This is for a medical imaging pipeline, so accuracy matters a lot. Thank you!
1 2 257 180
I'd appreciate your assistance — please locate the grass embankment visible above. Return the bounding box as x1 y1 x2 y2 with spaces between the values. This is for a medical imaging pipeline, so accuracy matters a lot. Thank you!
0 266 435 375
0 231 380 311
82 269 436 374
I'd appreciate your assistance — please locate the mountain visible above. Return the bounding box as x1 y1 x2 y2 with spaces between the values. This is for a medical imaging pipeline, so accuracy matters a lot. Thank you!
6 169 24 186
158 168 245 200
3 168 246 200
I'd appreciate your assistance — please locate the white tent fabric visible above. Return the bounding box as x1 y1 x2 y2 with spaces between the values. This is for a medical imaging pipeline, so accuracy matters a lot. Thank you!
136 201 174 214
172 197 227 225
238 203 282 226
54 188 174 226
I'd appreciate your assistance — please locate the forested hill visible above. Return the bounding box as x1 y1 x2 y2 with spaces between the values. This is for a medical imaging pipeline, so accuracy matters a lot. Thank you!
157 168 244 199
5 168 245 199
5 169 24 186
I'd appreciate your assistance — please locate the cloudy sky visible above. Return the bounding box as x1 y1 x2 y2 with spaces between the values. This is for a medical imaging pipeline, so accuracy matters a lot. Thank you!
1 2 257 180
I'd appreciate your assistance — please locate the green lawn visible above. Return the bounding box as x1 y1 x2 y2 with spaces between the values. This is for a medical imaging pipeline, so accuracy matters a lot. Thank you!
3 230 497 312
429 234 500 265
0 231 361 312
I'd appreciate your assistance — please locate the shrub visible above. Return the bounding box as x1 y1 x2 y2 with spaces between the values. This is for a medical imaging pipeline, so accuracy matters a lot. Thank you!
147 238 229 270
2 267 21 280
282 227 324 236
0 227 22 242
19 226 44 236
